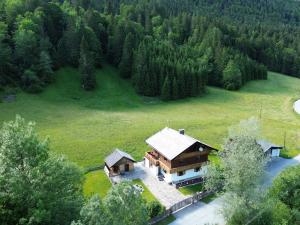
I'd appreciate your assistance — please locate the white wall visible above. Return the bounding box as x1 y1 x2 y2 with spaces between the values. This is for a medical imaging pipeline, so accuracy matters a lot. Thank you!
161 166 207 184
271 149 280 157
144 158 159 176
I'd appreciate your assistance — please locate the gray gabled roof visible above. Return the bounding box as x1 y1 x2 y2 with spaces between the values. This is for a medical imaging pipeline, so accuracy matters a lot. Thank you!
145 127 216 160
256 140 283 153
105 149 135 167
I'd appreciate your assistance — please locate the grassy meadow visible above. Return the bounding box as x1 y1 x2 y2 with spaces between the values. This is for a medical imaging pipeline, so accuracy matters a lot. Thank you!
1 65 300 196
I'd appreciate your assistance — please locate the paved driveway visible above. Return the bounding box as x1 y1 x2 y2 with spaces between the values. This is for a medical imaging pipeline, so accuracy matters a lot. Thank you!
111 162 187 208
170 154 300 225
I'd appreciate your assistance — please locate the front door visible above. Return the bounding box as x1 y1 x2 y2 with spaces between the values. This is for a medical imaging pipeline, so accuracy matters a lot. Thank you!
125 164 130 172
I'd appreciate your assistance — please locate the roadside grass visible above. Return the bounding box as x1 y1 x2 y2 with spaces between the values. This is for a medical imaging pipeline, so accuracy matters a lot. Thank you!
83 170 112 198
280 149 300 158
133 179 158 202
155 215 176 225
1 65 300 192
201 193 218 204
178 183 204 195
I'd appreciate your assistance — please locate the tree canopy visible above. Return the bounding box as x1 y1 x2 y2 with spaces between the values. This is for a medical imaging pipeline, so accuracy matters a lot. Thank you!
2 0 300 100
0 116 84 225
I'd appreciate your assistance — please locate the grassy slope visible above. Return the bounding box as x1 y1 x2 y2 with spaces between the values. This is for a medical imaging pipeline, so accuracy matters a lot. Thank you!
1 65 300 170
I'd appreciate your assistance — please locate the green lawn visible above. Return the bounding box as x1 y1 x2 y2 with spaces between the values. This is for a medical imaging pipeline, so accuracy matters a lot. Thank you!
178 183 204 195
133 179 158 202
1 65 300 193
201 193 218 204
83 170 112 198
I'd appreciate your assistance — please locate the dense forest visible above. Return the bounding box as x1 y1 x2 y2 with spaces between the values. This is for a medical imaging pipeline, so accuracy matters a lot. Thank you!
1 0 300 100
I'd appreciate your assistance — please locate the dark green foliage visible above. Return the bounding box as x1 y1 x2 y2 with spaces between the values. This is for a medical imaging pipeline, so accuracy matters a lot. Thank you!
37 51 54 84
0 116 84 225
104 181 149 225
146 200 164 219
119 32 135 78
223 60 242 90
79 36 96 91
172 77 179 100
269 165 300 212
21 69 43 93
1 0 300 99
161 76 172 101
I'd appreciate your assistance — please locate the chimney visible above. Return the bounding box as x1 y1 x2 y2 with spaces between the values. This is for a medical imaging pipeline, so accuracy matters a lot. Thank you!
179 129 185 135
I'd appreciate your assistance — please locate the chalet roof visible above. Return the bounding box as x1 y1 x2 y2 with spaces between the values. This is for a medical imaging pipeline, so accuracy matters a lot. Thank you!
145 127 216 160
105 149 135 167
256 140 283 153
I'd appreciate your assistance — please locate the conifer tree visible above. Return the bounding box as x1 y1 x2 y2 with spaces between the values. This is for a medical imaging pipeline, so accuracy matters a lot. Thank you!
172 77 179 100
223 59 242 90
119 32 134 79
79 36 96 91
37 51 53 84
191 72 198 97
161 76 172 101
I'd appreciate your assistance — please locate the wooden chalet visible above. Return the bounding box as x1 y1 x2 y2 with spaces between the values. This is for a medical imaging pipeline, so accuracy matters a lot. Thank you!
104 149 135 177
144 127 217 185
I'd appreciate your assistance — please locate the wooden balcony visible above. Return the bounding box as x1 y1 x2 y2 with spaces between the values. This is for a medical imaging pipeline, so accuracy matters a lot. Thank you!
145 152 159 166
145 151 209 174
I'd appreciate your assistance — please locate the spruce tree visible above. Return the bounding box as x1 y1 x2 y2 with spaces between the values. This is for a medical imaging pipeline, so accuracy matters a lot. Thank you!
79 36 96 91
119 33 134 79
37 51 53 84
223 59 242 90
161 76 172 101
172 77 179 100
133 43 147 94
191 72 198 97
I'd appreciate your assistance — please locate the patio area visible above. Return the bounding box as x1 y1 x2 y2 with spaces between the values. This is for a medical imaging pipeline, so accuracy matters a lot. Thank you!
110 162 188 208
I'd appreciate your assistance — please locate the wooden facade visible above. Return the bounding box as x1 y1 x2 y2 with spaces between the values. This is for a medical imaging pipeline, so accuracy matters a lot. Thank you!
105 157 134 176
145 142 210 174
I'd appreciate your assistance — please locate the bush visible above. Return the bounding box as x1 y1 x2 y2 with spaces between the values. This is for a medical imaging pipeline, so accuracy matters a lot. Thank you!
21 69 43 93
146 200 164 219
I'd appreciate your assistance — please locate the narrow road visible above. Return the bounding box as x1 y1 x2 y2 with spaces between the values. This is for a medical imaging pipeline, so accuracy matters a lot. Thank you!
170 155 300 225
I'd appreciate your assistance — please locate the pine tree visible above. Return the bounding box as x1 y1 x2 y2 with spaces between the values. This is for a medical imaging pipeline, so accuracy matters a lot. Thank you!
37 51 53 84
79 36 96 91
172 77 179 100
119 33 134 79
133 42 148 94
222 59 242 90
161 76 172 101
191 71 198 97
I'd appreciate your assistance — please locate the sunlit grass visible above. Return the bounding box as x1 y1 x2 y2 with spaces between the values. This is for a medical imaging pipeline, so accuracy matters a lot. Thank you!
1 65 299 169
83 170 112 198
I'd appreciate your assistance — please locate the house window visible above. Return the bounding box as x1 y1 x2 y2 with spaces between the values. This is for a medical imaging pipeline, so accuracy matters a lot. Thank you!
177 171 185 176
194 167 200 172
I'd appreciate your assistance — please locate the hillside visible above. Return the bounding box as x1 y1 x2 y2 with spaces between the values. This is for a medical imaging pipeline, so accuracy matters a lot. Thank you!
1 65 300 168
2 0 300 101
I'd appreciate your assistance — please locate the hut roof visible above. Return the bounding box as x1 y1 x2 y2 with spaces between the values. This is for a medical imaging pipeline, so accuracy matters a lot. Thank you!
105 149 135 167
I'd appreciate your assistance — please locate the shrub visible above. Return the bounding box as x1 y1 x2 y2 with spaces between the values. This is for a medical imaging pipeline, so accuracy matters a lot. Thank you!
147 200 164 219
21 69 43 93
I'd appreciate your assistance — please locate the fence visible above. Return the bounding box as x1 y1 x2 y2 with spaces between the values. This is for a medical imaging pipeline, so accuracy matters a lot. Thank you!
150 190 214 224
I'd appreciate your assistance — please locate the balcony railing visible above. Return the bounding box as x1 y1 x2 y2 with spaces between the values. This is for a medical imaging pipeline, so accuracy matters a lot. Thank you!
145 152 159 166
